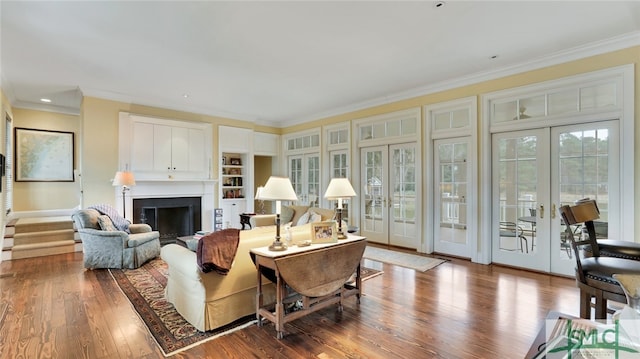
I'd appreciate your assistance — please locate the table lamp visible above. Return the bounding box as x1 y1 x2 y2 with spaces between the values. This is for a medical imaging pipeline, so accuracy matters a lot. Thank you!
255 186 265 214
258 176 298 251
324 178 357 239
113 171 136 218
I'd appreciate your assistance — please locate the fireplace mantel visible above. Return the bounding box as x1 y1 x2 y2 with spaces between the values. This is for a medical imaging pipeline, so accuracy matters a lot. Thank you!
115 179 217 232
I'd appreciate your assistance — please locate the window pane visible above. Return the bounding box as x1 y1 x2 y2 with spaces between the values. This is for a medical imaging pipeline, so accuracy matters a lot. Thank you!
387 120 400 137
451 109 468 128
549 89 578 115
402 118 417 135
581 83 616 110
494 101 517 123
434 113 450 130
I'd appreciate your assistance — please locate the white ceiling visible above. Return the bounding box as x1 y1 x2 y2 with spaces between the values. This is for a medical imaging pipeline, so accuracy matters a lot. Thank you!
1 1 639 127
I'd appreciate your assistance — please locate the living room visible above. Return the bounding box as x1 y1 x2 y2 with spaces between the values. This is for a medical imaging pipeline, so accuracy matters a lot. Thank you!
1 2 640 358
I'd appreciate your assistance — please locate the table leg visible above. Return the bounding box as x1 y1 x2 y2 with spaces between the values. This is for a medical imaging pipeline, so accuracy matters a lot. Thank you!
275 269 286 339
256 262 263 326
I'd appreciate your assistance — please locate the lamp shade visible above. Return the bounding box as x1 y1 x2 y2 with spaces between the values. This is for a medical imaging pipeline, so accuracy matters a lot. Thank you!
259 176 298 201
255 186 264 200
113 171 136 187
324 178 356 199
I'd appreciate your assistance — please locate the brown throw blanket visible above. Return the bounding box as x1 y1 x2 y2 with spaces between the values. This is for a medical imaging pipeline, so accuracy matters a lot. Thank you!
197 228 240 275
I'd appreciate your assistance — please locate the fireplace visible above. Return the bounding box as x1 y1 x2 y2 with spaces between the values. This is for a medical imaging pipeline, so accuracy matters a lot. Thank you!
133 197 202 245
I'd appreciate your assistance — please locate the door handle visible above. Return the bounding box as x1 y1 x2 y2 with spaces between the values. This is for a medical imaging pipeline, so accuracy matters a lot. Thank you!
551 203 556 219
539 204 544 219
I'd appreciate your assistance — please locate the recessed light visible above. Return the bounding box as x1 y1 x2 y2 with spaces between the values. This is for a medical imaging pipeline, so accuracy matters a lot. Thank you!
40 98 52 103
182 94 189 98
435 1 445 8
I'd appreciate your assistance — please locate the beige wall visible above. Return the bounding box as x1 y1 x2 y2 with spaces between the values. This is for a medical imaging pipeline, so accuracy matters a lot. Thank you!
11 108 80 211
0 90 12 227
254 155 273 214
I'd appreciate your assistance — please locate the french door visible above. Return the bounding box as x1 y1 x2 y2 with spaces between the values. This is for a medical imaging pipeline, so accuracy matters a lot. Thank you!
360 143 418 249
492 120 619 275
289 154 320 207
433 138 472 258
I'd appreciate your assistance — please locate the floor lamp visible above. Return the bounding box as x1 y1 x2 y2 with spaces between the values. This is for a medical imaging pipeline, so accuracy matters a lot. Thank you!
113 171 136 218
258 176 298 251
324 178 357 239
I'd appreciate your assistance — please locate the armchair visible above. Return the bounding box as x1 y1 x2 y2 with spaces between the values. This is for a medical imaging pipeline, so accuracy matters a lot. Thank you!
72 208 161 269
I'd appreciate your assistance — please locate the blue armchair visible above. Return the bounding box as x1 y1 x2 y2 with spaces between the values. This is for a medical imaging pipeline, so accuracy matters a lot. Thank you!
71 208 160 269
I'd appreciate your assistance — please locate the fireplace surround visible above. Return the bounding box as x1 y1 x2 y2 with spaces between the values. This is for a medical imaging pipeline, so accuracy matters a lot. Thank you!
117 179 216 244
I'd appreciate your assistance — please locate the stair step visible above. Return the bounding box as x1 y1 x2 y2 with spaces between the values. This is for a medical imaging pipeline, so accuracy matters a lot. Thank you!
11 240 76 260
14 217 73 234
13 229 75 246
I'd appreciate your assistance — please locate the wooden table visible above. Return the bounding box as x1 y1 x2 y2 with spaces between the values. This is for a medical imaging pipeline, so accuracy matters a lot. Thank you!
251 235 367 339
239 213 255 230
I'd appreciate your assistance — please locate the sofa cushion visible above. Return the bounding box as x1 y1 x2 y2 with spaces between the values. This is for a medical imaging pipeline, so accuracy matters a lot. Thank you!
97 215 118 231
281 205 295 224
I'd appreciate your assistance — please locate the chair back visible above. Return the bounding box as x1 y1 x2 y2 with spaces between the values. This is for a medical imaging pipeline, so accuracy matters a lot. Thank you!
559 200 601 282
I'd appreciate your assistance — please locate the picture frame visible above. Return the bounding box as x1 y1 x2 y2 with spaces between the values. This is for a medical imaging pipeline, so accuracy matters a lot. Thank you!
310 221 338 244
230 158 241 165
15 128 74 182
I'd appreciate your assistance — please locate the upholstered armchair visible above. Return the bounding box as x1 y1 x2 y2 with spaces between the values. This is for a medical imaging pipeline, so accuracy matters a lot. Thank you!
71 208 161 269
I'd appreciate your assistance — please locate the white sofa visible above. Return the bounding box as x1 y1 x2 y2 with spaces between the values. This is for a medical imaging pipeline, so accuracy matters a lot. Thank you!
160 224 318 332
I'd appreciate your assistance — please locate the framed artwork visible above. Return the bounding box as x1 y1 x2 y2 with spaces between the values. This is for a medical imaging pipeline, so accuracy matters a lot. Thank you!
310 221 338 244
15 128 74 182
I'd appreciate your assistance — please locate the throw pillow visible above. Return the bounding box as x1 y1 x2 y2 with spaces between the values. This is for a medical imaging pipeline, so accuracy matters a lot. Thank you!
280 205 295 224
97 215 117 231
308 211 322 224
295 210 310 226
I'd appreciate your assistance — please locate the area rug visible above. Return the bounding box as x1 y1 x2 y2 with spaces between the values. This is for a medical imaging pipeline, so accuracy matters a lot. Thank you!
363 246 446 272
109 258 256 356
110 257 383 356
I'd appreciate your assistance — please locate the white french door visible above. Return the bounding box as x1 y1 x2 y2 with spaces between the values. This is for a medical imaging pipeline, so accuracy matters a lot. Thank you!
361 143 418 249
433 138 472 258
289 154 320 207
492 120 620 275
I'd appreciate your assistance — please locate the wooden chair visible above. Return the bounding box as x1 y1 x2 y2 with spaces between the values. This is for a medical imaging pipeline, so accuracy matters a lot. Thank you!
559 200 640 319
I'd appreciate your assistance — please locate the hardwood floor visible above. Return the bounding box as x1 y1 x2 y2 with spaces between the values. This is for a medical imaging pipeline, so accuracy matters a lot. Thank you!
0 251 580 358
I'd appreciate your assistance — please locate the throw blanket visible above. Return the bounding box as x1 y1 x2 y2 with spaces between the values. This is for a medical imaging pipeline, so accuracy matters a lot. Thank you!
89 204 131 233
197 228 240 275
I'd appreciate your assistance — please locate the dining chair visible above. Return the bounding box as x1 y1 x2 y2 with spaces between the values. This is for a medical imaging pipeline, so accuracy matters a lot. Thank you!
499 221 528 253
559 200 640 319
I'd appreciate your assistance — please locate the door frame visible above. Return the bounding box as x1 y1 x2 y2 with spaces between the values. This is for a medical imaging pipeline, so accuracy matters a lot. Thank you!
352 108 422 250
480 65 635 266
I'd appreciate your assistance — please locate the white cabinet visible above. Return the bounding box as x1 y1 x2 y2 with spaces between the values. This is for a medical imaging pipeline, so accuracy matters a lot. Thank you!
152 125 204 172
120 113 212 180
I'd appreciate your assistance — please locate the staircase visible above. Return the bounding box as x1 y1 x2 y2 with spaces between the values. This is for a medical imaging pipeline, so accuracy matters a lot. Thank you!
2 216 80 260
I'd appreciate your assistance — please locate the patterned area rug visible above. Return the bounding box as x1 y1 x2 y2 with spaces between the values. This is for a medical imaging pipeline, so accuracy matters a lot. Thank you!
110 258 256 356
110 258 383 356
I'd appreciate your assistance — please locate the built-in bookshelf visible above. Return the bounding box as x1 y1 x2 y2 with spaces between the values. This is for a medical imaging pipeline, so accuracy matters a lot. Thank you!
221 153 245 199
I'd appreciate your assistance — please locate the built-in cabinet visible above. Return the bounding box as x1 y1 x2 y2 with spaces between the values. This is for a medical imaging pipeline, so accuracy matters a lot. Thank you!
218 126 253 228
221 153 245 199
121 113 212 180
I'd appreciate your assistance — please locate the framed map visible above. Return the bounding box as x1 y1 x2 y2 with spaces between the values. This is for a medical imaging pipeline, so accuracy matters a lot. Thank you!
15 128 74 182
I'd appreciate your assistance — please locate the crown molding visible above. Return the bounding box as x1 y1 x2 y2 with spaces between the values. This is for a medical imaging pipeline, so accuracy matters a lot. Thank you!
278 30 640 128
